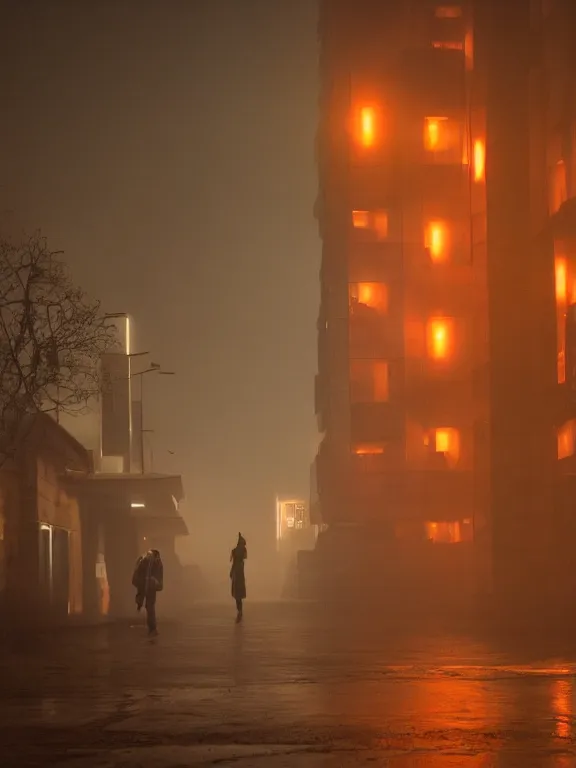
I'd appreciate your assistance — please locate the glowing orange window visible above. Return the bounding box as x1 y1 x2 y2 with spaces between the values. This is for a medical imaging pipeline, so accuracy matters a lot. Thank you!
427 318 454 360
349 282 388 315
356 106 377 148
433 427 460 465
558 421 575 460
425 220 449 263
352 209 388 240
423 117 462 162
424 117 446 151
352 442 386 473
473 139 485 182
556 257 568 304
352 210 370 229
435 5 462 17
426 521 471 544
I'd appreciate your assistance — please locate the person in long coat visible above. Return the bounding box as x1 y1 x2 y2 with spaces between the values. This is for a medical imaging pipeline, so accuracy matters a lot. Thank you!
230 533 247 622
132 549 164 635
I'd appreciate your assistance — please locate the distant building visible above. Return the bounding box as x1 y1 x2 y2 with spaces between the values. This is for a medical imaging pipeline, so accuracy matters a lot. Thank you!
276 496 316 554
59 314 189 619
0 315 189 628
276 496 316 598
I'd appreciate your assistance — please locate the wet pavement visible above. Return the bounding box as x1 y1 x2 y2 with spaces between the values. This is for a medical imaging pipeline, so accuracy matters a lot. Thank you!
1 602 576 766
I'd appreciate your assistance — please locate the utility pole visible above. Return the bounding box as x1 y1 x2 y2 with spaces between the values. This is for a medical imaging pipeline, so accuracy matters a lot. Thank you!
130 364 175 474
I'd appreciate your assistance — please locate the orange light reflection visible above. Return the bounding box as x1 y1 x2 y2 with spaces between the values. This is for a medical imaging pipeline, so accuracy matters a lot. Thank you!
552 679 572 739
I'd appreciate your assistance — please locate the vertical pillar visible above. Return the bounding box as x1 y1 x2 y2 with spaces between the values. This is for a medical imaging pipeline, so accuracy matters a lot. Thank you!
482 0 557 612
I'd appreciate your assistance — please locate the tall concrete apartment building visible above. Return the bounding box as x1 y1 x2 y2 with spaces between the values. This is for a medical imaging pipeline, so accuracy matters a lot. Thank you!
312 0 576 610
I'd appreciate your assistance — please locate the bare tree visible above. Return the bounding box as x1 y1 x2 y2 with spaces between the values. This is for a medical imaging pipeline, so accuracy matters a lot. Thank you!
0 233 117 463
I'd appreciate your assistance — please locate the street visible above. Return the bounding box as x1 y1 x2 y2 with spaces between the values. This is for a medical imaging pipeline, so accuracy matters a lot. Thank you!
1 602 576 766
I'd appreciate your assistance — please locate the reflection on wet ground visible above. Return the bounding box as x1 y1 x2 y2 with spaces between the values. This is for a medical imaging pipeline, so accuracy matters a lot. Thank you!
1 602 576 766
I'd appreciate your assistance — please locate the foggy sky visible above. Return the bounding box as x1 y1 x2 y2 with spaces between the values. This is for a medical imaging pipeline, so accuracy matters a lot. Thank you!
0 1 319 578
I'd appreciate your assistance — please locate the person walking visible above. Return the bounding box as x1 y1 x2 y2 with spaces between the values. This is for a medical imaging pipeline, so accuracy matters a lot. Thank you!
132 549 164 636
230 533 247 623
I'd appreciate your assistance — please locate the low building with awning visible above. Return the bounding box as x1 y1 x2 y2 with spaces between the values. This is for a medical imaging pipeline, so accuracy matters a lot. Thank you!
65 471 188 619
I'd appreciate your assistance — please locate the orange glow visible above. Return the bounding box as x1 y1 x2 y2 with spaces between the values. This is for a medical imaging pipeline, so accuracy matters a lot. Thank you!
352 210 370 229
557 421 575 460
432 40 464 51
352 209 388 240
559 351 566 384
424 117 462 162
353 443 385 456
556 258 568 304
358 106 376 148
427 318 454 360
435 5 462 17
550 160 567 215
473 139 485 182
425 118 443 151
350 282 388 314
426 521 470 544
373 210 389 239
464 29 474 70
433 427 460 465
425 220 449 263
552 679 572 739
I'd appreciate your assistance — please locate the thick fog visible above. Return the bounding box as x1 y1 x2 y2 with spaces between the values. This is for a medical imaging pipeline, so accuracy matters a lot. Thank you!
0 1 319 599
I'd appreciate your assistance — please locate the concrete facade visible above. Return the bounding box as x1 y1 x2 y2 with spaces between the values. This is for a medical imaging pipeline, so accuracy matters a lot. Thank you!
312 0 576 611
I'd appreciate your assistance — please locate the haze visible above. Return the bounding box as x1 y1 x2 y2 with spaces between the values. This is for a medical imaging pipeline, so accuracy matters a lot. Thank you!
0 0 319 594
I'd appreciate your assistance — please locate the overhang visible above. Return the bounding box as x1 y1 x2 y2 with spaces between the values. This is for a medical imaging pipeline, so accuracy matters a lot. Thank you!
63 471 188 537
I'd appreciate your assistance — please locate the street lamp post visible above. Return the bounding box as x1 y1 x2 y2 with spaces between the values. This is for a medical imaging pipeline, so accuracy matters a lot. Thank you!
130 365 175 474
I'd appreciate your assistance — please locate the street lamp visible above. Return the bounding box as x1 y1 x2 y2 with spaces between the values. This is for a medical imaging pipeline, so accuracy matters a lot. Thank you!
103 312 133 354
130 366 175 474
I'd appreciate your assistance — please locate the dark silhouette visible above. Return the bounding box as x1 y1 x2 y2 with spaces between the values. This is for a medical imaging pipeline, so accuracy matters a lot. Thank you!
132 549 164 636
230 533 247 622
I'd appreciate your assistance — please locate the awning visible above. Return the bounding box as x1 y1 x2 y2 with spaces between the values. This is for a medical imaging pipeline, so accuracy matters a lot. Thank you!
136 515 188 538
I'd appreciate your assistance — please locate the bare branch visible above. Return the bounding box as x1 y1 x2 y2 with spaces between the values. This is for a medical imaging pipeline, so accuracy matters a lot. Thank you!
0 231 118 465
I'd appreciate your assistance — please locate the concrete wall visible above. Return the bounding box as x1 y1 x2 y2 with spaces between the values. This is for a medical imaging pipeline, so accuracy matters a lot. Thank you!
37 456 83 616
2 415 89 630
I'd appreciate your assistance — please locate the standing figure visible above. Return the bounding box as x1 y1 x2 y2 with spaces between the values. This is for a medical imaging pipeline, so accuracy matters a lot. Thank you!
230 533 247 622
132 549 164 636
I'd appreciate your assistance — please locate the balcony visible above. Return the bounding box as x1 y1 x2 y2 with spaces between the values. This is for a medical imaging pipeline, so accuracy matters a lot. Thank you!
349 468 474 522
407 263 475 309
348 242 403 284
399 48 466 112
350 402 404 443
404 378 474 425
416 165 471 209
349 316 402 360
